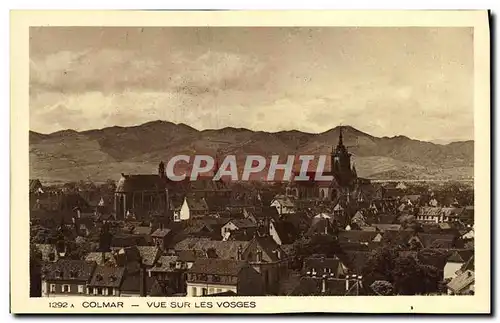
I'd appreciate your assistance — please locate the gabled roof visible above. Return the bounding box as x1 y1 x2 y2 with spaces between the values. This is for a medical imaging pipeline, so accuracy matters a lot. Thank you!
88 266 126 287
42 259 96 282
447 250 474 264
272 220 300 244
136 246 161 267
151 228 172 238
186 196 209 212
188 258 248 276
149 255 179 272
174 237 250 260
271 195 295 208
372 224 402 232
85 252 117 266
447 270 474 294
227 218 256 229
338 230 380 243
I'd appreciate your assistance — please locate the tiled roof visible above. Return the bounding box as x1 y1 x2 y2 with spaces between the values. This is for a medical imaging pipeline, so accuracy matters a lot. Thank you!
35 243 57 262
419 207 442 216
42 259 96 282
88 266 126 287
174 237 250 260
148 255 179 272
151 228 171 238
229 218 257 229
137 246 161 267
447 250 474 264
460 255 474 272
447 270 474 294
272 220 300 245
186 196 209 211
85 252 117 266
372 224 402 232
188 258 248 276
338 230 380 243
177 249 207 262
133 226 153 236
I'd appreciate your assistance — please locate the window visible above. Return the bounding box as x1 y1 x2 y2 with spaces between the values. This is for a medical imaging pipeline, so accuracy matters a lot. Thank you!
108 287 113 296
78 285 84 293
202 288 208 296
49 284 56 293
62 285 70 293
191 287 197 297
209 288 214 295
97 287 103 295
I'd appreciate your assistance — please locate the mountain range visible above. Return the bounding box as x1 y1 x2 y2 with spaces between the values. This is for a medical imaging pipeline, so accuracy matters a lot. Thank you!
29 120 474 184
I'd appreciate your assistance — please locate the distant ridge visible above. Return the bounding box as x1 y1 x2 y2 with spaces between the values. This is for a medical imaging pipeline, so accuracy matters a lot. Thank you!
29 120 474 183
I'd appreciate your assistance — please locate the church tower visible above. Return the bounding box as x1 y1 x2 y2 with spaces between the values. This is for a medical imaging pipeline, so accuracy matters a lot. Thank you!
158 161 166 179
331 126 356 187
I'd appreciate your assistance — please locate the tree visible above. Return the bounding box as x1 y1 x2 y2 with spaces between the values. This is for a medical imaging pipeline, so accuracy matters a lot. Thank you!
370 280 394 296
30 244 43 297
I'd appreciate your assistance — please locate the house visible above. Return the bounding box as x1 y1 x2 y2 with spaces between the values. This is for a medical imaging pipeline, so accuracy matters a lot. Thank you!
87 266 126 296
444 250 474 279
270 195 296 215
372 224 402 232
29 179 44 195
241 236 288 295
338 230 383 245
35 243 59 263
269 219 300 245
447 270 474 295
41 260 96 297
120 267 154 297
289 275 367 296
173 237 251 260
151 225 172 250
136 246 161 268
147 255 186 294
302 256 348 278
221 218 257 240
178 195 209 221
186 258 264 296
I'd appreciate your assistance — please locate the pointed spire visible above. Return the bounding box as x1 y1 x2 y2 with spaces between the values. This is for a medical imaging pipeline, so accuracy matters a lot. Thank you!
338 125 343 146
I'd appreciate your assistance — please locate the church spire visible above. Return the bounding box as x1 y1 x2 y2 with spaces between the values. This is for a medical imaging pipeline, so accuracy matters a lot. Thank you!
338 126 343 146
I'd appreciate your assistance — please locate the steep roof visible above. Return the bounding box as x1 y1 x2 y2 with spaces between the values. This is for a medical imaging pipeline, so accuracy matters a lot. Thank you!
338 230 380 243
447 250 474 264
188 258 248 276
115 174 166 193
42 259 96 282
88 266 126 287
447 270 474 294
151 228 171 238
148 255 179 272
136 246 161 267
174 237 250 260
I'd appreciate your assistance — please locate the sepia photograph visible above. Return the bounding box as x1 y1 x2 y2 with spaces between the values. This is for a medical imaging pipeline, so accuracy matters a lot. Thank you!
10 10 490 314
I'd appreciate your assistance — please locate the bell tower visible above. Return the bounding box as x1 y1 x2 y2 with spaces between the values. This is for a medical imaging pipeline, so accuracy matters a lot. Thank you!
331 126 354 187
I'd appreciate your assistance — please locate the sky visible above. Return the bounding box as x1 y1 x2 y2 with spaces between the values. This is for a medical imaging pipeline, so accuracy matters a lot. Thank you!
29 27 474 142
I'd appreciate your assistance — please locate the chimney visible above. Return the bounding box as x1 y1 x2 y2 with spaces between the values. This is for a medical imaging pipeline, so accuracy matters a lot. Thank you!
237 245 243 261
321 274 327 294
140 263 147 297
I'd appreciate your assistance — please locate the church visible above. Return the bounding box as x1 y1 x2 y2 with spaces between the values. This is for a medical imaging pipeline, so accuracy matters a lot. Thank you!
114 161 231 221
286 127 372 202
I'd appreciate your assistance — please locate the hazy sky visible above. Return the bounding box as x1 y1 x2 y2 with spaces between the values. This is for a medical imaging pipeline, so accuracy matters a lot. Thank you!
29 27 474 141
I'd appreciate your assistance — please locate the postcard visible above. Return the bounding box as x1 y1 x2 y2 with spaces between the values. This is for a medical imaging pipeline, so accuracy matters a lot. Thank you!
10 10 490 314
